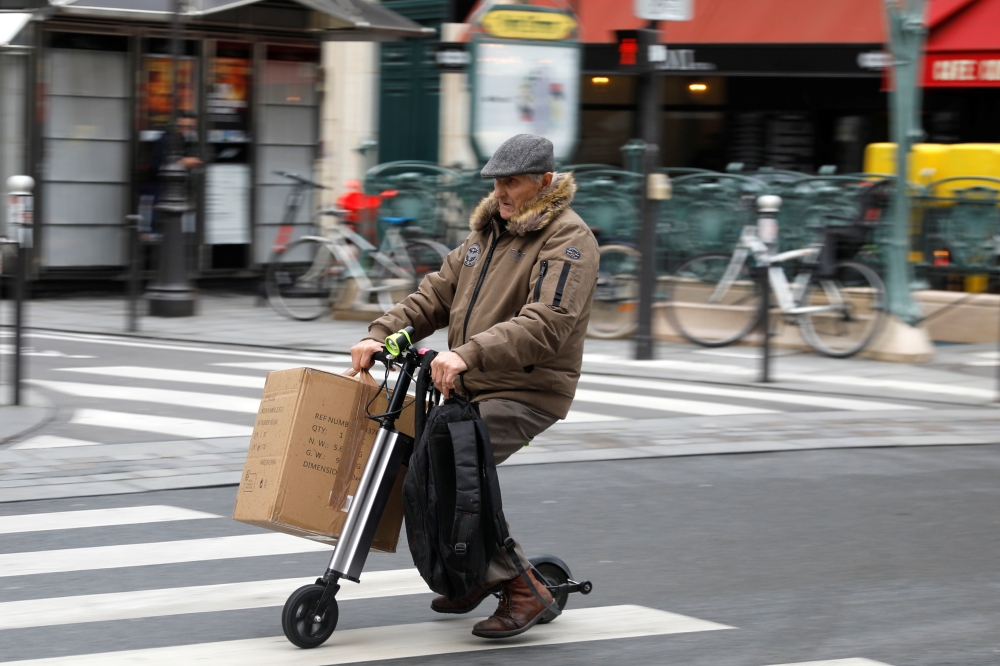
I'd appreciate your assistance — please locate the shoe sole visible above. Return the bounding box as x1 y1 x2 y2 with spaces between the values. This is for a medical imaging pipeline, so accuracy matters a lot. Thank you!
470 609 546 639
430 587 500 615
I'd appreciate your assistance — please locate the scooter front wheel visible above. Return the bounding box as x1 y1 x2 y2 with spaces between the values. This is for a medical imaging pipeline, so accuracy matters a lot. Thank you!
282 584 339 648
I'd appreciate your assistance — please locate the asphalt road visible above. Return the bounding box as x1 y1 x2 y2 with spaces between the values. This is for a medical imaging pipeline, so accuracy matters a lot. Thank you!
1 444 997 665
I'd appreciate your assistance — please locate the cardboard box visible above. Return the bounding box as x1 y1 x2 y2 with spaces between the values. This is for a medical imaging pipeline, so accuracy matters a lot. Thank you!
233 367 414 552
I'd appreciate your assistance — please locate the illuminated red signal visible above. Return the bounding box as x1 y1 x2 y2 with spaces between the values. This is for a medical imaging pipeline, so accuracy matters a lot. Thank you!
619 37 638 66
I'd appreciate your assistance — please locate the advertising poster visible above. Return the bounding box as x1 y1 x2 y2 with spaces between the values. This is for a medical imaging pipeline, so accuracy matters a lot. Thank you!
141 56 197 132
208 57 251 143
472 40 580 162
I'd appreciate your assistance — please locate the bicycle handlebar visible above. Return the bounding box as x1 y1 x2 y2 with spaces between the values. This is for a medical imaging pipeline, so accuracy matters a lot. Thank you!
275 171 326 189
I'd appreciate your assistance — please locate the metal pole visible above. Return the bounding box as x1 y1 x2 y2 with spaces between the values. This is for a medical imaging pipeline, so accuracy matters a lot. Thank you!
146 0 196 317
6 175 33 406
126 214 142 332
883 0 927 326
756 195 781 383
634 24 661 361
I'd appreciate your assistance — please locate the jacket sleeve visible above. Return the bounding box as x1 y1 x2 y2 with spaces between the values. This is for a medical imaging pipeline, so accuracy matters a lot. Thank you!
453 222 599 372
367 242 465 342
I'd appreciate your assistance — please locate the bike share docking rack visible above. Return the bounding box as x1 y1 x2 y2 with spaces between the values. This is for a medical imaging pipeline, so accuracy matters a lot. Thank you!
281 328 592 649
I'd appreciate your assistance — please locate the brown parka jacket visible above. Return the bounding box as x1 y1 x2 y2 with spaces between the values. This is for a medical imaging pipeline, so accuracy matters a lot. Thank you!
366 173 598 418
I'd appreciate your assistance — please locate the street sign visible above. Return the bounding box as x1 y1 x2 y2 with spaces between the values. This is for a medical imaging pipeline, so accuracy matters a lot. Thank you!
635 0 693 21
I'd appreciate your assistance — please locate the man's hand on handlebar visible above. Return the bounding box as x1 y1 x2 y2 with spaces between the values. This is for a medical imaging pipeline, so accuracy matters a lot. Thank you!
430 351 468 400
350 339 385 372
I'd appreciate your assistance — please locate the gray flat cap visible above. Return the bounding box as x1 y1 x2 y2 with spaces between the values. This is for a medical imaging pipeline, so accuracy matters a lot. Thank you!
480 134 555 179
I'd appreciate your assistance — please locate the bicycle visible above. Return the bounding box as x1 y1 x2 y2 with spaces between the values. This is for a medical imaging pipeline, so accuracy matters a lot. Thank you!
665 211 887 358
265 175 450 321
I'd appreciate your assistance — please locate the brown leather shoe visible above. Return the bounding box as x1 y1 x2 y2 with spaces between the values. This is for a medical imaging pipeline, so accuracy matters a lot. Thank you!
471 571 555 639
430 582 499 614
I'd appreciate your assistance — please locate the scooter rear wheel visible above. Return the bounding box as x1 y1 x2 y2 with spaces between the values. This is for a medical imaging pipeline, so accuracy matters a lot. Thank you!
533 562 570 624
282 584 339 648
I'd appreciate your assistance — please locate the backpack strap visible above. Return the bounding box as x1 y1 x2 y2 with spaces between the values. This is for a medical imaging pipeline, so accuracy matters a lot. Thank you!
446 420 481 556
413 350 439 445
473 418 562 618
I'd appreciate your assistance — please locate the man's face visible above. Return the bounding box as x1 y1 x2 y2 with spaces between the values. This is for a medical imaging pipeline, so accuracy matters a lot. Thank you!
493 173 553 220
177 117 197 134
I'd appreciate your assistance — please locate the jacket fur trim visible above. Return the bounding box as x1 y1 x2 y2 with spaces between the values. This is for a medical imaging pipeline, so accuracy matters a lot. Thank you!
469 172 577 237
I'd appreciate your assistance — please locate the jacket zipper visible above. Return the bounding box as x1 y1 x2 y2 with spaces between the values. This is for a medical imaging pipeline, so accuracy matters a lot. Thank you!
533 260 548 302
459 226 506 397
462 226 507 344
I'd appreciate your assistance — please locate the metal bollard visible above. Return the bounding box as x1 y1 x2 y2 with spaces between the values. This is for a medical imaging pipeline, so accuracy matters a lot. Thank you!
125 214 143 333
756 195 781 383
7 175 34 406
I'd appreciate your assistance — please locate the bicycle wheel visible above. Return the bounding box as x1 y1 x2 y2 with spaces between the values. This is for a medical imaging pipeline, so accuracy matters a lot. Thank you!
798 260 886 358
587 244 640 339
406 240 450 285
665 253 762 347
266 237 345 321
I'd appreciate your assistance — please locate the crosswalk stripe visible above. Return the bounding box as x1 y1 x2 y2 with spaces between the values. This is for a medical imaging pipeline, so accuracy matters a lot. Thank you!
579 375 920 411
11 435 103 450
583 353 756 376
783 373 996 399
772 658 889 666
215 361 351 374
0 569 428 630
0 505 218 535
59 366 266 389
23 331 350 362
29 380 260 413
0 533 330 578
0 605 731 665
573 388 778 416
70 409 254 439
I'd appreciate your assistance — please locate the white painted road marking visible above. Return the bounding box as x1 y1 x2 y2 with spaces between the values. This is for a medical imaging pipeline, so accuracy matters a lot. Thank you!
579 374 920 411
573 388 778 416
772 658 889 666
560 410 625 423
0 605 731 665
11 435 103 450
0 533 330 578
214 361 350 374
59 366 266 389
0 568 428 630
0 505 218 535
29 380 260 413
70 409 253 439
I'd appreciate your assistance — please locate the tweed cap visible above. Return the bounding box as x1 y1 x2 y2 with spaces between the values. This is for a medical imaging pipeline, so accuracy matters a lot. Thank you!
480 134 556 179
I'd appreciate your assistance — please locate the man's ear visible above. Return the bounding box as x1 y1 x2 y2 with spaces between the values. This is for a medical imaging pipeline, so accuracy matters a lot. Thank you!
541 172 553 188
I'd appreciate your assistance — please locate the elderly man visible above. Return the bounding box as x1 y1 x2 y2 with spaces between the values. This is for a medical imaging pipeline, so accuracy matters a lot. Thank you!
351 134 598 639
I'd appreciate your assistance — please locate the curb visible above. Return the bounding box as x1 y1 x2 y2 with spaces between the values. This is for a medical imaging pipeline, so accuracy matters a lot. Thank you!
0 388 57 445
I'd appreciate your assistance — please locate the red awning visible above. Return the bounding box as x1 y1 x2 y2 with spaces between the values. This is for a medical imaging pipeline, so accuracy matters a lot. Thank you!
576 0 885 44
924 0 1000 86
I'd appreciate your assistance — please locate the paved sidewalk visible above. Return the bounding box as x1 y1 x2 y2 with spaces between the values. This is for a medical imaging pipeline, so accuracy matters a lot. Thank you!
0 387 55 445
4 292 997 406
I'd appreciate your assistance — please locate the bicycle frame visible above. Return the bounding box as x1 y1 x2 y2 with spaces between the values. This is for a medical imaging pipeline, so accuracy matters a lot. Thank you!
713 225 843 318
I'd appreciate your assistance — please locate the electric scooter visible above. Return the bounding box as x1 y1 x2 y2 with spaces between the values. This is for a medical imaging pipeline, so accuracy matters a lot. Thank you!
280 329 592 648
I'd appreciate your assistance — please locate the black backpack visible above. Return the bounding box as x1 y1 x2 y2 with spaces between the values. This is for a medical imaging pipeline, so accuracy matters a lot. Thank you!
401 351 560 615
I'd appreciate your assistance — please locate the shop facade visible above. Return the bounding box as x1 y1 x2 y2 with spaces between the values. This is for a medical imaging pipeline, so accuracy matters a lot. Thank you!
0 0 427 278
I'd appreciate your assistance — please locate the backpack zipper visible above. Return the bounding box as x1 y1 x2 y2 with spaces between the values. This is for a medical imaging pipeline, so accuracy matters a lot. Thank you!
533 260 548 302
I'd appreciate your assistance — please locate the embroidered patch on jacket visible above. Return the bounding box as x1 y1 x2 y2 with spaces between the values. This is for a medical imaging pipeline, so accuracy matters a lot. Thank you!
565 246 582 260
509 248 526 264
464 243 482 267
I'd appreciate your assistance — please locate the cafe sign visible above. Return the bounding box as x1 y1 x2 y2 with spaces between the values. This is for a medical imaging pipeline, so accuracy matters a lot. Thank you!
924 52 1000 87
480 8 577 41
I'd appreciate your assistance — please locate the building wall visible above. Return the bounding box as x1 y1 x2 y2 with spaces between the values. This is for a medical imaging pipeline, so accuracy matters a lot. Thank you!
320 41 380 207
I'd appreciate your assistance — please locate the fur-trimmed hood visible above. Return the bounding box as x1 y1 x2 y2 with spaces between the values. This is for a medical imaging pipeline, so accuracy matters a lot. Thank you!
469 172 577 236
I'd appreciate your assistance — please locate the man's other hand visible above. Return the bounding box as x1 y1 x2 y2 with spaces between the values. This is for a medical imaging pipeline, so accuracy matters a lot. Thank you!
351 339 384 372
430 351 468 399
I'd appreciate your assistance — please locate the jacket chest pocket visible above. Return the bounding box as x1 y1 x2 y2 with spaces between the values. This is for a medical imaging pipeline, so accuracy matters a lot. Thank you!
532 259 575 309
